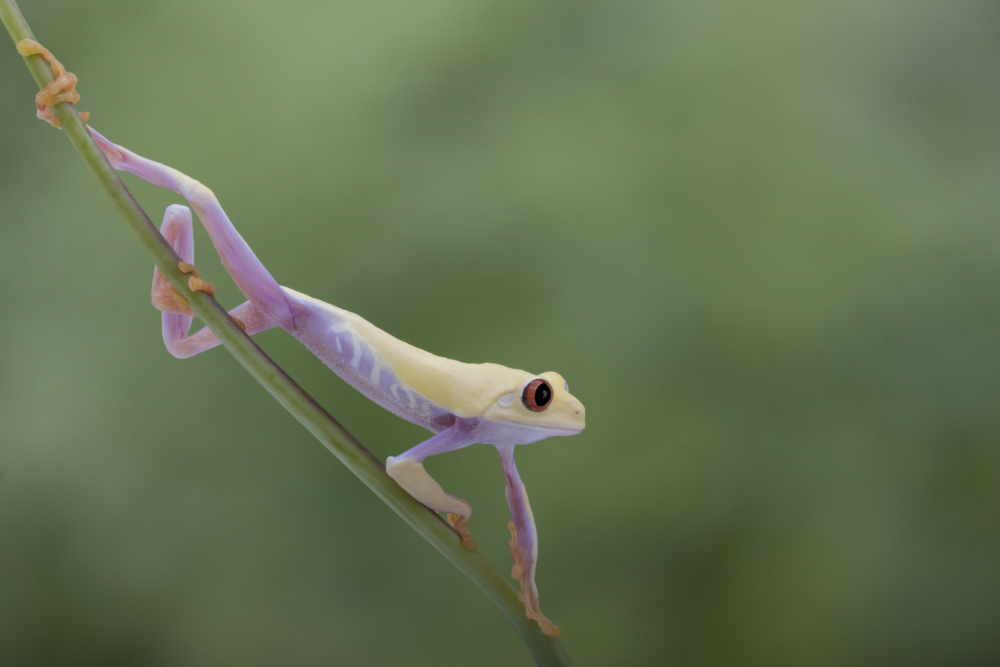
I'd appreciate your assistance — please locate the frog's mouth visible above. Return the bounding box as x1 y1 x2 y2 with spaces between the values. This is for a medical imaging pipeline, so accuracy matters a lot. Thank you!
499 416 584 436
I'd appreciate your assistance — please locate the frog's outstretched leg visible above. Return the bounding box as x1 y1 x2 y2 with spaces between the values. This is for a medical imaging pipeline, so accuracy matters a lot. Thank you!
498 444 560 638
89 129 300 333
18 40 294 338
387 425 478 549
152 204 278 359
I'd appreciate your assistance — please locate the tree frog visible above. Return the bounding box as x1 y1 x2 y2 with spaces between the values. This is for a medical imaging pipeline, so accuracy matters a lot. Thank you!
19 39 585 637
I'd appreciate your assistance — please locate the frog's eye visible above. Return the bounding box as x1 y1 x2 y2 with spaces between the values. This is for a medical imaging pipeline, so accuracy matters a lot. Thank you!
522 379 553 412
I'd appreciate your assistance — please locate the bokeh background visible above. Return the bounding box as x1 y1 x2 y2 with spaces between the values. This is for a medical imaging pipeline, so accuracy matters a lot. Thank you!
3 1 999 665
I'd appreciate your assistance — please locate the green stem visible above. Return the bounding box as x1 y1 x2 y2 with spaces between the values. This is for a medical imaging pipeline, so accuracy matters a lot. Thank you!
1 3 572 665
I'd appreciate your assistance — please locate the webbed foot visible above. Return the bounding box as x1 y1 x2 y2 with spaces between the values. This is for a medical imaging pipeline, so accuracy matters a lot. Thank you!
152 267 195 315
152 261 214 314
16 40 89 127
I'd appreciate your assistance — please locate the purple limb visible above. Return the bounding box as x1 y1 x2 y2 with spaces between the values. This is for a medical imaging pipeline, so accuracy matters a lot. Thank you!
152 204 276 359
498 444 561 638
90 127 298 331
387 424 479 549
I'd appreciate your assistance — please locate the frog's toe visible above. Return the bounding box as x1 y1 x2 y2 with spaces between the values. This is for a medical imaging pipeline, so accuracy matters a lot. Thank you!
447 512 477 550
152 267 195 315
16 40 88 128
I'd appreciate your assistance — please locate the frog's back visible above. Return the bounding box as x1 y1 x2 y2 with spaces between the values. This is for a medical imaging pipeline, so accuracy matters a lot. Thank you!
281 288 523 431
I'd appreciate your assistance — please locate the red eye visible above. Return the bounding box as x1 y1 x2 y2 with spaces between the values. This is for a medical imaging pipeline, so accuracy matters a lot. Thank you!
522 379 553 412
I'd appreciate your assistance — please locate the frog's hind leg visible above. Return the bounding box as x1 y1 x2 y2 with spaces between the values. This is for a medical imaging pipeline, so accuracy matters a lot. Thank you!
153 204 277 359
90 128 300 332
386 425 478 549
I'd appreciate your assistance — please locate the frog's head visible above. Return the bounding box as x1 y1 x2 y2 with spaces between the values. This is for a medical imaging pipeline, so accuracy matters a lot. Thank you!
482 371 585 441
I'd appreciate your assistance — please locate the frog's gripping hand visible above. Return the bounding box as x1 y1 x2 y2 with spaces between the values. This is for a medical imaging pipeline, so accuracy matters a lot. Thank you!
386 426 478 550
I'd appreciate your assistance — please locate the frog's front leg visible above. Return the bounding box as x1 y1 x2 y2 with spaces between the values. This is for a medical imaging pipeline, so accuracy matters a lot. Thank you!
152 204 278 359
498 444 561 638
387 425 478 549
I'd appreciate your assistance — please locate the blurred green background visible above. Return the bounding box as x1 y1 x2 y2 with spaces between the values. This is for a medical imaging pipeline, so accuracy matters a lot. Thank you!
3 1 999 665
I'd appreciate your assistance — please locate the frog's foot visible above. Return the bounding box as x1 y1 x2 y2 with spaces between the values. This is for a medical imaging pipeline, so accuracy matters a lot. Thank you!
508 521 561 638
447 513 477 550
16 40 89 128
177 261 216 296
152 267 195 315
152 261 214 314
386 456 477 550
151 205 214 314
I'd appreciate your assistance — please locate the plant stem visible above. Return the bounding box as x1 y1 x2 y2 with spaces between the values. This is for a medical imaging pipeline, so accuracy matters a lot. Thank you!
0 2 573 665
